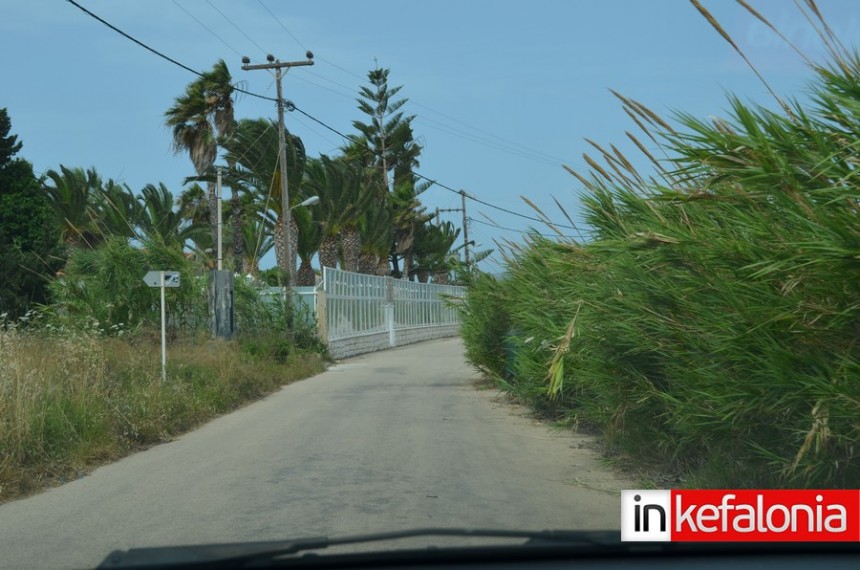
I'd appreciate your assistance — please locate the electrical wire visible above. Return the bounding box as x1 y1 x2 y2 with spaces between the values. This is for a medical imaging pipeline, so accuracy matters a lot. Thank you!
256 0 307 50
185 1 572 178
254 0 567 167
467 216 584 240
171 0 242 57
410 172 582 232
415 116 560 167
468 216 538 234
409 100 570 165
65 0 203 77
65 0 580 235
206 0 269 56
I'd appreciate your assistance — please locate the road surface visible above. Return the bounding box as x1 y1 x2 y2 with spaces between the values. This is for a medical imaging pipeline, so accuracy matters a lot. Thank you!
0 337 634 569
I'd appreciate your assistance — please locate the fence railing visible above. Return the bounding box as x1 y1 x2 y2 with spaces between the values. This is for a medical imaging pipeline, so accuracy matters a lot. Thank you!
319 267 465 359
259 286 317 328
255 268 465 359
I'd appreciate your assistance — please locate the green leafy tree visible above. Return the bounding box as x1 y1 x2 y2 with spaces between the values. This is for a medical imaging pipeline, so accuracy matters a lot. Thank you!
0 108 60 317
48 236 203 331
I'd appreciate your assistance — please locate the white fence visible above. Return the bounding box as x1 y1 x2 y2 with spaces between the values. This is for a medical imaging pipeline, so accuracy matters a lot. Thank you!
259 286 317 328
320 267 465 359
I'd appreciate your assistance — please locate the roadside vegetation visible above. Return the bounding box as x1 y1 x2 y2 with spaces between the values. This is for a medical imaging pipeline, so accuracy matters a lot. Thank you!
0 229 326 503
0 320 324 501
1 58 480 501
459 3 860 488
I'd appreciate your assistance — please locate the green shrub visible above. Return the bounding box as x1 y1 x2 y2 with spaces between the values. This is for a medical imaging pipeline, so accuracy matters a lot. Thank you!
460 48 860 487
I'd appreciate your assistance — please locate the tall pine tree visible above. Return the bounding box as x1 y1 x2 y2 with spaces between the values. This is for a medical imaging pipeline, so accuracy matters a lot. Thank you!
349 68 428 278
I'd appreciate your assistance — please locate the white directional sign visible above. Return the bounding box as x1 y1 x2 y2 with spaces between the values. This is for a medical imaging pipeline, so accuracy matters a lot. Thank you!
142 270 180 383
143 270 180 288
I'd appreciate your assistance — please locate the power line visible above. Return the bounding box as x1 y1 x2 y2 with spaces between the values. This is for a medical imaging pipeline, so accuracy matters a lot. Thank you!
206 0 269 56
410 100 570 165
317 57 366 82
208 0 355 111
292 106 350 140
253 2 366 83
209 1 569 174
65 0 579 234
467 216 584 240
252 1 567 167
410 172 581 232
414 117 560 167
257 0 307 50
468 216 538 234
65 0 203 77
171 0 242 57
292 74 356 101
289 113 341 148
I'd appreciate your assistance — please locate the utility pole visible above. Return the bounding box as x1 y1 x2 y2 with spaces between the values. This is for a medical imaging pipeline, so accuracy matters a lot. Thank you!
460 190 470 266
436 191 470 266
209 166 233 340
216 167 223 271
241 52 314 285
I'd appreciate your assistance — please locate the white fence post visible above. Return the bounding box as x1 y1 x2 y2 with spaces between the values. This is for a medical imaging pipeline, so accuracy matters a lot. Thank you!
386 277 395 348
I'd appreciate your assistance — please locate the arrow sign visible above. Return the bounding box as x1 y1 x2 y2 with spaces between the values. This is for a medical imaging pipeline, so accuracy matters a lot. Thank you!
142 270 181 383
144 270 180 288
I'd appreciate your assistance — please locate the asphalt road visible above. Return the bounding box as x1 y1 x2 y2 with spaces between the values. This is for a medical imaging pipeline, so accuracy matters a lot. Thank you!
0 337 634 569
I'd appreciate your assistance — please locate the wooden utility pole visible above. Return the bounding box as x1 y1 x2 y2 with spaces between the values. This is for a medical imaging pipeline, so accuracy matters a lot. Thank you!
241 53 314 285
436 191 470 266
460 190 470 266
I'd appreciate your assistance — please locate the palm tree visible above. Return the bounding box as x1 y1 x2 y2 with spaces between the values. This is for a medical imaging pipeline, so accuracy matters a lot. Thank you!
304 156 372 271
239 215 274 278
165 80 216 238
303 158 338 270
222 118 306 277
42 165 106 249
177 183 213 264
389 176 432 279
292 206 322 285
411 220 460 283
164 60 235 253
93 179 140 240
358 197 392 275
200 61 241 270
136 183 204 248
338 164 383 273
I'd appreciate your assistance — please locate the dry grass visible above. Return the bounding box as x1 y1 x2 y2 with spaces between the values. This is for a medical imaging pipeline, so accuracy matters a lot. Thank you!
0 326 325 502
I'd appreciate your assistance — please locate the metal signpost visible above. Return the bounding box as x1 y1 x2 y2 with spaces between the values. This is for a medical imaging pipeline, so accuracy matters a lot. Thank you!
144 270 180 382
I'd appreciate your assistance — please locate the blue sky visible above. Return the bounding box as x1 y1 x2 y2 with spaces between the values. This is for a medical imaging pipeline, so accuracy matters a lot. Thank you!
2 0 859 271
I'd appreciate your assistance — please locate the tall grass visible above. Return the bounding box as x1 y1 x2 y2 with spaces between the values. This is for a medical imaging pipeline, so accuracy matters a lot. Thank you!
0 182 330 501
0 322 325 501
460 4 860 487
